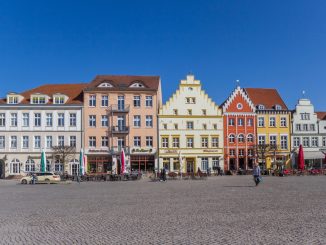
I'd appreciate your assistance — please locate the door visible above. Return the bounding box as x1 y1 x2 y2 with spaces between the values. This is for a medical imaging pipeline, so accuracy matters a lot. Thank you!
71 164 79 176
0 160 3 179
117 116 125 131
186 160 194 173
118 96 125 110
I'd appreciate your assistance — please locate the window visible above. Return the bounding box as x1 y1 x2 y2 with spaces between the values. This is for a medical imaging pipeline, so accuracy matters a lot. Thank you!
101 115 108 127
163 124 167 130
303 137 309 147
89 115 96 127
213 124 217 130
201 137 208 148
54 96 65 104
201 158 208 171
58 113 65 127
0 136 5 148
89 136 96 147
10 159 20 174
70 113 77 127
296 124 301 131
228 118 235 126
237 103 243 110
163 158 170 171
0 113 5 127
146 115 153 127
10 136 17 148
188 109 192 115
248 149 254 157
270 135 277 146
174 124 178 130
32 96 46 104
46 136 52 148
202 124 207 130
212 158 219 168
133 115 141 127
172 137 179 148
229 134 235 143
46 113 53 127
202 109 206 115
101 136 108 147
258 136 266 145
247 118 253 126
55 160 63 172
229 149 235 156
258 117 264 127
173 158 180 171
186 121 194 130
34 136 41 148
22 113 29 127
89 95 96 107
146 136 153 147
134 136 141 147
280 117 287 127
145 96 153 107
303 124 308 131
162 137 169 148
294 137 300 147
186 97 196 104
238 134 245 143
311 137 318 147
187 137 194 148
247 134 254 143
11 113 17 127
173 109 178 115
310 124 315 131
258 104 265 110
212 137 219 147
239 149 244 157
8 96 18 104
238 118 244 126
101 95 109 107
269 117 276 127
58 136 64 147
25 159 35 172
300 113 310 120
323 137 326 147
134 96 141 107
275 105 282 110
281 136 288 149
34 113 41 127
70 136 76 147
22 136 29 148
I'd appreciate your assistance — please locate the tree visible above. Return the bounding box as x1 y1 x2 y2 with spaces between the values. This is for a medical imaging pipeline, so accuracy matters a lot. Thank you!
51 145 76 173
254 144 270 170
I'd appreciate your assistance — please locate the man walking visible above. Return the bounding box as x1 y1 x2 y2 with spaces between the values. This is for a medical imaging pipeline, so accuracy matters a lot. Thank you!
253 163 262 186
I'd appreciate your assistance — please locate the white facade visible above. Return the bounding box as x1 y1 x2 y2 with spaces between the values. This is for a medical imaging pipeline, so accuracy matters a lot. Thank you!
291 98 326 168
158 75 224 173
0 105 83 178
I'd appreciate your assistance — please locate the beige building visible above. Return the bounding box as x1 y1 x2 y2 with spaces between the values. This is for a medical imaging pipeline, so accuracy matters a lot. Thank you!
83 75 162 174
158 75 224 173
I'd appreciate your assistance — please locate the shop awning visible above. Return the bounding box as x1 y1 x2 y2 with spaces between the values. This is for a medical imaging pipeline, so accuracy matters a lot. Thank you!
303 151 324 159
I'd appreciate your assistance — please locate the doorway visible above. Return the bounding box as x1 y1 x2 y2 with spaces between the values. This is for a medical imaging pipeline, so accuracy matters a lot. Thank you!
186 159 194 173
0 160 3 179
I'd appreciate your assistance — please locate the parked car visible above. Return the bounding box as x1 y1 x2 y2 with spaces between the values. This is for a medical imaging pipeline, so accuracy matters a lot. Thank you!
20 172 61 184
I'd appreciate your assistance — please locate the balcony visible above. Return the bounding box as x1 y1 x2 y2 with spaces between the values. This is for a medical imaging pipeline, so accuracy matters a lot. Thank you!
111 126 129 134
108 104 130 113
110 146 130 154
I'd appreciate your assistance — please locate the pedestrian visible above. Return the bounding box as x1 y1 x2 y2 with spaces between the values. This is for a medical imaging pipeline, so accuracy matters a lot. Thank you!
31 173 36 185
253 163 262 186
162 167 167 182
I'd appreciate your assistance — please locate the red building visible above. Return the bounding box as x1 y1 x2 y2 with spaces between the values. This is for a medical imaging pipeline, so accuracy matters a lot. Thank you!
222 86 256 172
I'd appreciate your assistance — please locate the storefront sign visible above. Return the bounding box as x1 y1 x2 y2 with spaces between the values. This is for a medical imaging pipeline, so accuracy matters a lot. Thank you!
164 150 177 154
203 149 219 153
88 149 110 153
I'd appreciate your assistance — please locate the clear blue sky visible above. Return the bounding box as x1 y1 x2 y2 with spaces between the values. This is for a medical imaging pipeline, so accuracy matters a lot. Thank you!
0 0 325 110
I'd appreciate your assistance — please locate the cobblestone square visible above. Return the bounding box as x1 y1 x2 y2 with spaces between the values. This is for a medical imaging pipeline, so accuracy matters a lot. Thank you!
0 176 325 244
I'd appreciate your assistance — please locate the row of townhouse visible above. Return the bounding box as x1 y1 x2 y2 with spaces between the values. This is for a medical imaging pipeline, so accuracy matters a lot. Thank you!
0 74 325 178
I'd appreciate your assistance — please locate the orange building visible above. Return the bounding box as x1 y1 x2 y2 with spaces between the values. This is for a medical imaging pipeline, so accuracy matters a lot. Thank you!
222 86 256 172
83 75 162 174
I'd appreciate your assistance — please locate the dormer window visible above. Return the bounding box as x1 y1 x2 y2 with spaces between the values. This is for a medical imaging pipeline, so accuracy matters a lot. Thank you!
31 95 47 104
130 82 145 88
98 82 113 88
275 104 282 110
53 94 67 104
8 96 18 104
257 104 265 110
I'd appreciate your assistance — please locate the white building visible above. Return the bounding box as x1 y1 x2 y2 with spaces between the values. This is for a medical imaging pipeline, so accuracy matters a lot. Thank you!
158 74 224 174
291 98 326 169
0 84 86 178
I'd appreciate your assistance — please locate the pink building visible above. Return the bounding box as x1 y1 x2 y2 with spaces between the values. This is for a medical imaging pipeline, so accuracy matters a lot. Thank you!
83 75 162 174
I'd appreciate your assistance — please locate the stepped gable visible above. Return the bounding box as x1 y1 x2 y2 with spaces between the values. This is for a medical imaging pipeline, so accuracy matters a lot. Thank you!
222 86 255 113
317 112 326 120
0 83 88 105
245 88 288 110
85 75 160 91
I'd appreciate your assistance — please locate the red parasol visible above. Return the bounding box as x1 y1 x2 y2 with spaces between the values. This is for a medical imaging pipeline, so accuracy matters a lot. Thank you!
298 144 305 170
121 148 126 174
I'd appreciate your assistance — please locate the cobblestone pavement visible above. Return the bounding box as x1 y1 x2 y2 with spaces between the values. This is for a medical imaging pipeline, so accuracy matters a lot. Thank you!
0 176 325 245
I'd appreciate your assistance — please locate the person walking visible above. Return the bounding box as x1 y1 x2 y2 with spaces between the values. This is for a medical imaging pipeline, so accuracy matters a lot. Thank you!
162 167 167 182
253 163 262 186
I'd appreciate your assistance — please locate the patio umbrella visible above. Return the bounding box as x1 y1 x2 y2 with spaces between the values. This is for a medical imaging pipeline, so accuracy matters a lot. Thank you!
79 149 84 176
121 148 126 174
298 144 305 171
83 154 88 175
41 148 47 172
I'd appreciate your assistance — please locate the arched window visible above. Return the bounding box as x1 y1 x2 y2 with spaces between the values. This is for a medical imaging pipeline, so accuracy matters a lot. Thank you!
10 159 20 174
70 159 79 176
55 160 64 173
229 134 235 143
25 159 35 172
247 134 254 143
238 134 245 143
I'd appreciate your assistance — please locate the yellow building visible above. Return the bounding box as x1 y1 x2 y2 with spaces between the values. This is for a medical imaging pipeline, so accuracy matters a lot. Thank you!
245 88 292 169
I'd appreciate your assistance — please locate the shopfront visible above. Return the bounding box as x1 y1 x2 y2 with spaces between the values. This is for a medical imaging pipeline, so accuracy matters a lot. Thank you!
130 155 155 172
87 155 112 173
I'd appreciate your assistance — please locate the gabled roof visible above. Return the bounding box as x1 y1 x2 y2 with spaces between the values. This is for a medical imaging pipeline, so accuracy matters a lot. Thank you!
221 86 255 112
316 112 326 120
0 83 88 105
245 88 288 110
85 75 160 91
